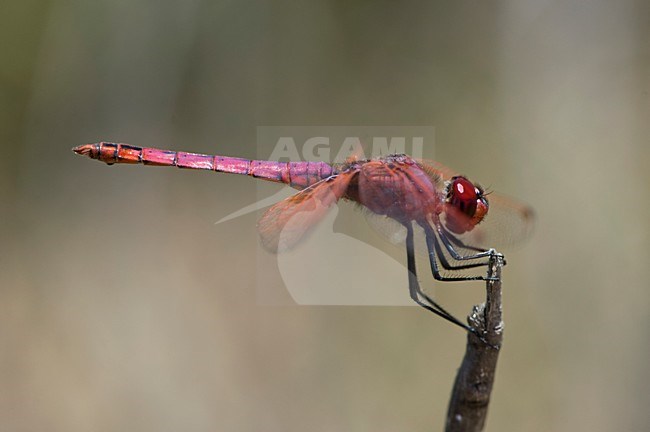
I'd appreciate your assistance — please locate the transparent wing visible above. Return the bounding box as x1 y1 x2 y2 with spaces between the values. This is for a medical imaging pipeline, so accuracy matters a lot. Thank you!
418 159 534 250
416 159 456 184
454 192 535 250
257 172 355 253
362 209 430 256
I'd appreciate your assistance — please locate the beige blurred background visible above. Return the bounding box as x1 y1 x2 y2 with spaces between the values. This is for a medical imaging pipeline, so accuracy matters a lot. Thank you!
1 1 649 431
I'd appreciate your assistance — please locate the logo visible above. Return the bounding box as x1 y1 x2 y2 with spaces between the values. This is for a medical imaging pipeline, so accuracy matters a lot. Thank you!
219 126 436 306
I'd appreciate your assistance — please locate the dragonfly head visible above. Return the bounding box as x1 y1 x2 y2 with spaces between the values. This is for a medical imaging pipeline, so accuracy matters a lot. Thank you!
442 176 489 234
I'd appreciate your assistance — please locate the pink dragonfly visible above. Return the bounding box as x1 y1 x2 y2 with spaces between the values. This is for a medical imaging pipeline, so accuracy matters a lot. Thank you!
73 142 533 335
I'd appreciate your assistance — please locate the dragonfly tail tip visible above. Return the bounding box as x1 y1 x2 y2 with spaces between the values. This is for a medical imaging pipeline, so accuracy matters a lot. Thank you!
72 144 94 157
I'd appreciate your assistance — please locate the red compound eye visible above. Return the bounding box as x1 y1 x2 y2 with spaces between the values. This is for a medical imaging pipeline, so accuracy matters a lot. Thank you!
444 176 489 234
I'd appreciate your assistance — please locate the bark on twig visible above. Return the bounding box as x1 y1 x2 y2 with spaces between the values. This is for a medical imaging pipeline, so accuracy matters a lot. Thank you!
445 253 504 432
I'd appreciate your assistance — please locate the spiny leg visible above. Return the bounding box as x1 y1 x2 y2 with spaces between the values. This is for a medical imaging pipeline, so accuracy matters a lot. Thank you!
423 225 492 282
439 225 507 267
405 223 473 333
430 229 490 272
439 225 488 253
434 224 496 261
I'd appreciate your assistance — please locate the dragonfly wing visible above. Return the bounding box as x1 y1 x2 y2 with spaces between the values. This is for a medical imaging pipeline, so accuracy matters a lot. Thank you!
362 209 431 256
417 159 534 250
416 159 458 183
453 192 535 250
362 210 407 245
257 172 355 253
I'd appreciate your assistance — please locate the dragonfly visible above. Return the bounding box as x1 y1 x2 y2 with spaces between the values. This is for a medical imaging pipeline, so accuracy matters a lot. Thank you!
73 142 533 337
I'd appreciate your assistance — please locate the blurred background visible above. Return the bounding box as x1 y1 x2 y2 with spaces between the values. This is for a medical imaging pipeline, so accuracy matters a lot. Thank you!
1 1 648 431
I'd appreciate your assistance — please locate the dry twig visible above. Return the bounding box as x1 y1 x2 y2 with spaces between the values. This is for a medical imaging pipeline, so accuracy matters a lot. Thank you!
445 253 504 432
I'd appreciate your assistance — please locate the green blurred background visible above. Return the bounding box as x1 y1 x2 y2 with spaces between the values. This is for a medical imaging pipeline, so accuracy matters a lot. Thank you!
1 1 648 431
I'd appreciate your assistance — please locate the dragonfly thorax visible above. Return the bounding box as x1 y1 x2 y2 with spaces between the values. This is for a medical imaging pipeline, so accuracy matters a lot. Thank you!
352 156 441 225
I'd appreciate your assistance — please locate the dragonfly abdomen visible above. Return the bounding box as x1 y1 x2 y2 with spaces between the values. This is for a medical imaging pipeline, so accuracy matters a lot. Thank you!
72 142 334 189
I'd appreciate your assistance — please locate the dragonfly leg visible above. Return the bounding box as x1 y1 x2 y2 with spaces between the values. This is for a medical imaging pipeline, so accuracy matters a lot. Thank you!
427 225 497 261
431 232 490 272
424 228 499 282
439 225 508 267
405 223 477 334
439 225 489 253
